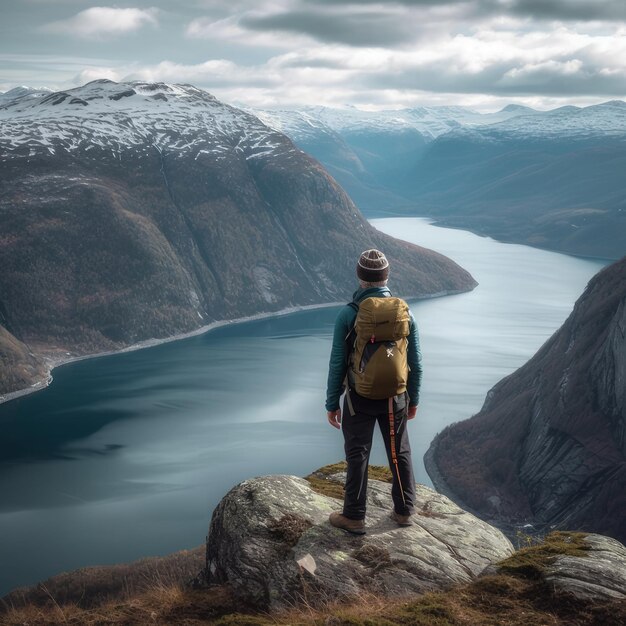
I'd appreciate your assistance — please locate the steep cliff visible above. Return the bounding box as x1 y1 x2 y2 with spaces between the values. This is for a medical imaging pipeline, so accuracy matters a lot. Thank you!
0 80 476 396
427 257 626 542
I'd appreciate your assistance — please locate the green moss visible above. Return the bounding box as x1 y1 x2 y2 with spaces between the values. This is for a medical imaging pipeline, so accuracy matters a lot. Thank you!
396 595 457 626
305 462 393 499
305 475 345 500
469 574 521 596
366 465 393 483
314 462 348 476
498 531 589 580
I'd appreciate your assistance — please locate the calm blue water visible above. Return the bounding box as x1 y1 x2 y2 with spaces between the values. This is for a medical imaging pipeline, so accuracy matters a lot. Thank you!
0 218 606 595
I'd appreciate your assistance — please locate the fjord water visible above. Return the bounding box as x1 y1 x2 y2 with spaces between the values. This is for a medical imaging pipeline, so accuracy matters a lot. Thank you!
0 218 606 595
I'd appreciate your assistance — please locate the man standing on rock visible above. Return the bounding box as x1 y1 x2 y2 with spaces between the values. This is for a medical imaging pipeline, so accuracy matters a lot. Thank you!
326 249 422 535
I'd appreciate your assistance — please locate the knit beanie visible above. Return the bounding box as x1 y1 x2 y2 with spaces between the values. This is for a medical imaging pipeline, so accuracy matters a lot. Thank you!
357 249 390 282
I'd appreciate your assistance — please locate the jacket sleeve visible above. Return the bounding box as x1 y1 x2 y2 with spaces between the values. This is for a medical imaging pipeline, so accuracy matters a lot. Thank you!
407 311 423 407
325 307 351 412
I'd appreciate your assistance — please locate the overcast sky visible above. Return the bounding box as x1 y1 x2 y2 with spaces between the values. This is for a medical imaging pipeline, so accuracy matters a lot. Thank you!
1 0 625 110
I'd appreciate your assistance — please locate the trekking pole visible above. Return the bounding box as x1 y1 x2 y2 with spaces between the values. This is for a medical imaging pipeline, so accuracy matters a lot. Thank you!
388 397 406 506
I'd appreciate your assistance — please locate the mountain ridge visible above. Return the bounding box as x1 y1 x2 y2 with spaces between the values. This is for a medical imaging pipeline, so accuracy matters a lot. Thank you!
253 100 626 258
0 79 476 397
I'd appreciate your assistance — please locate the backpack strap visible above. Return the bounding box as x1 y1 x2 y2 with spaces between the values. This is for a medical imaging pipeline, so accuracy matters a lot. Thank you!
344 374 356 417
344 301 359 355
343 301 359 416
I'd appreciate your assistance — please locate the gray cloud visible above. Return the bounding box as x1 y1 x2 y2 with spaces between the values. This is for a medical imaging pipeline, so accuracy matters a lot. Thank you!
358 57 626 97
241 9 426 47
509 0 626 22
304 0 626 22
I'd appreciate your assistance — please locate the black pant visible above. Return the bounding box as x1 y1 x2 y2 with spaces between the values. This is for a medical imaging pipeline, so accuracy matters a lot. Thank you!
341 395 416 520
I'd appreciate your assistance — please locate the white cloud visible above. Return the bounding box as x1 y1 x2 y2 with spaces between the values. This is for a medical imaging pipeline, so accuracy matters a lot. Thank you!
185 14 308 49
75 67 125 84
44 7 159 39
126 59 269 86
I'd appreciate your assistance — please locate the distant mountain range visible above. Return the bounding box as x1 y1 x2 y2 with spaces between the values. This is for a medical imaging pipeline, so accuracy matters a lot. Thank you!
426 256 626 543
0 80 475 397
253 101 626 259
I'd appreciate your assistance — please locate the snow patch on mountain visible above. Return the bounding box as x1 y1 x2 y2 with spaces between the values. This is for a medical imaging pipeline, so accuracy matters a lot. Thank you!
0 80 298 162
252 100 626 144
251 103 538 142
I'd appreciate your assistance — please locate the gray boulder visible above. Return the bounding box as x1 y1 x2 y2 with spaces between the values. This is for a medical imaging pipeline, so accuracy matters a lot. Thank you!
544 534 626 601
205 470 514 609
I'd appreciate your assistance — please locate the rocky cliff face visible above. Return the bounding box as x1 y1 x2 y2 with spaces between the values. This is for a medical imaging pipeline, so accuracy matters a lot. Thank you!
427 257 626 543
0 80 475 397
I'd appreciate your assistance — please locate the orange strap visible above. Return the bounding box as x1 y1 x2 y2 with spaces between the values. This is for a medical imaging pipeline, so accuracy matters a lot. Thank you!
388 397 406 506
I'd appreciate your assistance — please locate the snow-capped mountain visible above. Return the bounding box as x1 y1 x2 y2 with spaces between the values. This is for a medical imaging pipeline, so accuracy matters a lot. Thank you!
450 100 626 140
252 103 533 142
250 100 626 258
0 86 52 109
0 79 475 397
247 102 548 210
0 80 297 162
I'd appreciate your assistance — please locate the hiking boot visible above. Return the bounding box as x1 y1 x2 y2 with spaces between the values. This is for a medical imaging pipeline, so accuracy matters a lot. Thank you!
391 511 413 527
329 512 366 535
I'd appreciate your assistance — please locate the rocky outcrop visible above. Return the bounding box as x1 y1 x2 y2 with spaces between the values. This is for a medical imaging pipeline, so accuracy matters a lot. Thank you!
496 531 626 602
428 257 626 543
0 80 476 397
205 469 514 610
544 534 626 601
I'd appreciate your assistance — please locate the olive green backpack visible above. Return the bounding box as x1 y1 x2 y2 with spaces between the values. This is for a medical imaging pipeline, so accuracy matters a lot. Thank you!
346 296 411 400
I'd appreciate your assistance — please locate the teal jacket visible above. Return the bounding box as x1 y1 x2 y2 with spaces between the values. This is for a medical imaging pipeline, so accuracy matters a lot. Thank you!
325 286 423 412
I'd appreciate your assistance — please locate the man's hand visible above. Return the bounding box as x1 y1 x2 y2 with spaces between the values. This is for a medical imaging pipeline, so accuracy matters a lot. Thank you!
327 409 342 429
408 405 418 420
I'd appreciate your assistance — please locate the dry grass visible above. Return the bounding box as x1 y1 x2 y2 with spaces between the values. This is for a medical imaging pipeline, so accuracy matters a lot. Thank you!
3 569 626 625
268 513 313 547
0 574 626 626
1 546 205 620
1 583 238 625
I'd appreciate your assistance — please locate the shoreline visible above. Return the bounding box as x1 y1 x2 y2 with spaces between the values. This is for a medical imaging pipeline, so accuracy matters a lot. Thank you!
0 301 340 407
0 287 467 408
